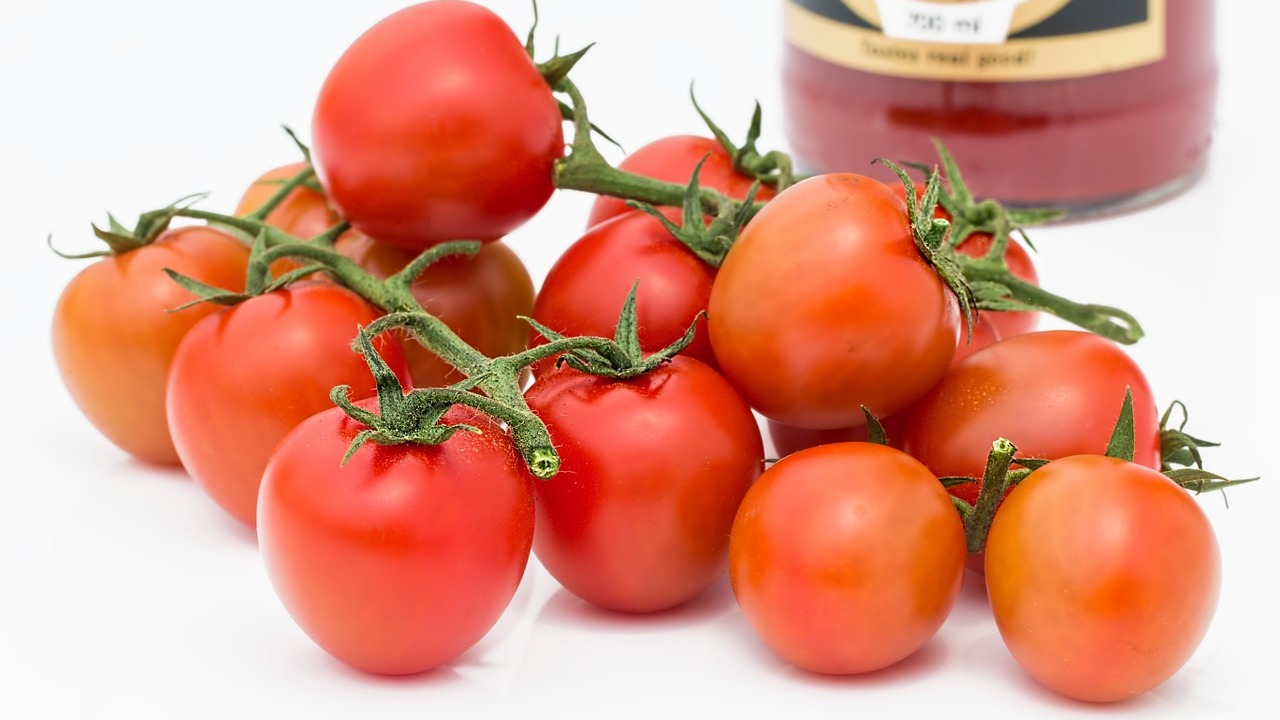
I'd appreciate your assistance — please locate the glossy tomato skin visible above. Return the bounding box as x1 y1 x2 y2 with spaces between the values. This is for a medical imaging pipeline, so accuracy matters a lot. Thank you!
532 208 717 374
52 227 250 465
730 443 966 674
524 357 763 613
259 401 534 675
586 135 776 228
985 456 1220 702
167 283 410 528
900 330 1160 485
235 161 339 240
337 234 534 387
312 1 562 248
892 184 1039 338
765 316 997 458
709 174 960 429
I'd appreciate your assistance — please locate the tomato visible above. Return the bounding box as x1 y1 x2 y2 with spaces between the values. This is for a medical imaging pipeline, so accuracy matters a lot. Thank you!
523 356 763 613
586 135 776 228
336 234 534 387
52 227 250 464
985 456 1220 702
235 162 339 240
892 183 1039 338
900 330 1160 488
259 400 534 675
729 443 966 674
709 174 960 429
167 283 410 528
531 208 717 375
312 1 562 249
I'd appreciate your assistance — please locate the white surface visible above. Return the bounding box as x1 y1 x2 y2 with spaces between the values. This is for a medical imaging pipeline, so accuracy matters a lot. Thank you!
2 1 1277 718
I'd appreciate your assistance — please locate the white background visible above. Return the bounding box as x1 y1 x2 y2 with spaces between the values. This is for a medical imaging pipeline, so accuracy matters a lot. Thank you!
2 1 1277 718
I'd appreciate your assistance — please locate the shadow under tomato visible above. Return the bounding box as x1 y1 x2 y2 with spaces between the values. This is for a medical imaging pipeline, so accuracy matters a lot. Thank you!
534 572 737 631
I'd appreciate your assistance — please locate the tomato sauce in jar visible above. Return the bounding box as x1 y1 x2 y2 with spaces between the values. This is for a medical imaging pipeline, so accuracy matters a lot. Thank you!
783 0 1216 217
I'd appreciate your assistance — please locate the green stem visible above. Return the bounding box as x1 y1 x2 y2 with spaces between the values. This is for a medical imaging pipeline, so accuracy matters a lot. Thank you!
959 256 1144 344
552 79 765 220
408 388 559 478
964 438 1018 554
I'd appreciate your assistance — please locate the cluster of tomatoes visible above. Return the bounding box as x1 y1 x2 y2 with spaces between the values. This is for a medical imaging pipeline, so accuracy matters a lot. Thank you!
50 0 1247 707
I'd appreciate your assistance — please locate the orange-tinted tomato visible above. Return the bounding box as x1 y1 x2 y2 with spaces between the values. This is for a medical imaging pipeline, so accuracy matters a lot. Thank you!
985 456 1220 702
710 174 960 429
900 330 1161 484
52 227 249 464
730 443 965 674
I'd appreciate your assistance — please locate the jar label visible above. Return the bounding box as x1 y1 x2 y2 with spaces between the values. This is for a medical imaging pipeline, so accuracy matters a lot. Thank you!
785 0 1166 81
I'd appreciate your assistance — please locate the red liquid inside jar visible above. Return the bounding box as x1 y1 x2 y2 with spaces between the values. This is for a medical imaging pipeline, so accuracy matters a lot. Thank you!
783 0 1217 217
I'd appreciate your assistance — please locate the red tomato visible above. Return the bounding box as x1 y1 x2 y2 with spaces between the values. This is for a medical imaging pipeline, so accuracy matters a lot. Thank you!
532 208 717 374
524 356 763 613
709 174 960 429
235 162 339 240
167 283 410 528
52 227 250 464
985 456 1220 702
336 234 534 387
892 183 1040 338
586 135 776 228
259 400 534 675
900 330 1160 487
312 1 562 249
730 443 966 674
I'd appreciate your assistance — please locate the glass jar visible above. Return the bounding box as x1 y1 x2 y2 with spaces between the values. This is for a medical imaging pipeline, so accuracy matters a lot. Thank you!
782 0 1217 218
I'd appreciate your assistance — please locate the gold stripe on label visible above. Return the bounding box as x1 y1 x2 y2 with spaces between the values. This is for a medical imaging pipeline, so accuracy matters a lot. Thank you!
787 1 1166 82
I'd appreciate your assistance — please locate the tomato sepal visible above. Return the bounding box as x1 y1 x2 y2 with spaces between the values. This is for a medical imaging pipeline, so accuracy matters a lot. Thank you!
689 86 799 191
626 155 760 269
331 327 481 463
522 281 701 380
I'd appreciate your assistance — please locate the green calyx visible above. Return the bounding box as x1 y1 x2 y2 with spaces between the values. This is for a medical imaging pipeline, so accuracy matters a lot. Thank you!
49 193 208 260
334 327 482 464
878 158 978 341
1103 388 1260 494
523 282 699 380
690 86 799 192
628 154 760 269
882 144 1146 346
861 407 888 446
926 139 1062 252
944 438 1022 554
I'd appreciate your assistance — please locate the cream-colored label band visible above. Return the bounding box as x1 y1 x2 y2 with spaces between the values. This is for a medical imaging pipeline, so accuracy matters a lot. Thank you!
787 0 1165 82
